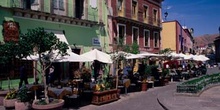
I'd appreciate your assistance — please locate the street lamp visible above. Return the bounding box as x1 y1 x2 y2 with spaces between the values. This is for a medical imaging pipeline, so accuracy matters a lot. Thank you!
164 11 168 21
218 26 220 35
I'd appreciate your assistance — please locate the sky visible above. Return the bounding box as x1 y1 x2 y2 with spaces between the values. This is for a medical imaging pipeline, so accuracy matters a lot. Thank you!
162 0 220 37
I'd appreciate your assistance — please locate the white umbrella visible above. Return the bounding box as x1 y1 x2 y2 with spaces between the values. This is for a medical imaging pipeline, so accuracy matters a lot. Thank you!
126 53 145 59
139 51 161 57
110 51 144 59
170 52 179 57
80 49 112 63
23 50 92 62
183 54 194 60
193 55 209 62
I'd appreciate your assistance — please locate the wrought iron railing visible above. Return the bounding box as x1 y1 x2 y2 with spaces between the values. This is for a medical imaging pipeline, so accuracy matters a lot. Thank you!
177 73 220 94
116 7 161 27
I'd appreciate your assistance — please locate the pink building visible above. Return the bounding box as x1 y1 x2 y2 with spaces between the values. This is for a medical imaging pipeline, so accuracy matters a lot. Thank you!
107 0 163 53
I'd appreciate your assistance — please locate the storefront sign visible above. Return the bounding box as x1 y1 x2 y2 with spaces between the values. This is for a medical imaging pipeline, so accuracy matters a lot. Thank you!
3 21 20 42
92 37 101 46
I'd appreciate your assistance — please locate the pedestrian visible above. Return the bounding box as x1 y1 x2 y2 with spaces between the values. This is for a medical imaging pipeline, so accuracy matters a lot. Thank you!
218 63 220 70
48 65 55 86
93 60 101 81
19 65 28 89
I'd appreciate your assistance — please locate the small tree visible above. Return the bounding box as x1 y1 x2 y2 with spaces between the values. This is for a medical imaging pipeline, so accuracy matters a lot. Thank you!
20 27 68 104
0 27 68 104
159 48 172 56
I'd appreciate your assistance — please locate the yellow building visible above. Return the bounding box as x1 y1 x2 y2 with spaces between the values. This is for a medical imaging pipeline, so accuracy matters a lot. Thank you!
161 20 194 53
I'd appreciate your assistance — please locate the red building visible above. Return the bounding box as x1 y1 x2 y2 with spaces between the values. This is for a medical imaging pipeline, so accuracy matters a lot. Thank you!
107 0 163 53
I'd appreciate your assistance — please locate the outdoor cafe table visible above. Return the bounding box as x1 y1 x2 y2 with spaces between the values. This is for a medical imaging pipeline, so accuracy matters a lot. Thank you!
26 84 43 100
182 71 189 80
48 87 72 99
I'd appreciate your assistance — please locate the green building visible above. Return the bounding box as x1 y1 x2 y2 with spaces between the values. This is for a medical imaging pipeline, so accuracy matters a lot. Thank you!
0 0 109 80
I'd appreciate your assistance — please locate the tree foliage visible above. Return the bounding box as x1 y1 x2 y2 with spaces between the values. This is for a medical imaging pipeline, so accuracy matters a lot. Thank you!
159 48 172 55
0 27 69 104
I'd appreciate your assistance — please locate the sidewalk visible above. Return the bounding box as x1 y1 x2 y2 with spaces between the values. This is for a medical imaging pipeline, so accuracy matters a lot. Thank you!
158 67 220 110
1 67 219 110
159 83 220 110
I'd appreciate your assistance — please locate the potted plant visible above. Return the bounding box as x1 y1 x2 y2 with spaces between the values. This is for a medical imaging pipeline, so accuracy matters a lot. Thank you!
161 68 170 86
19 28 68 109
3 89 17 109
91 74 118 105
15 85 31 110
81 68 92 82
139 65 152 91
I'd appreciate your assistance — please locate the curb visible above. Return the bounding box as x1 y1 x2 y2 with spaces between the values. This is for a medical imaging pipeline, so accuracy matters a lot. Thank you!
157 98 169 110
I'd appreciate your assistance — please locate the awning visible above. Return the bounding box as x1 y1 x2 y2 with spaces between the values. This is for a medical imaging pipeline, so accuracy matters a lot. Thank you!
24 31 92 62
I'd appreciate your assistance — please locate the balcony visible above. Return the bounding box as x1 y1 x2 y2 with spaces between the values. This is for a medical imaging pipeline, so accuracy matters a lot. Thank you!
0 0 100 27
11 8 100 28
115 7 161 28
10 0 41 11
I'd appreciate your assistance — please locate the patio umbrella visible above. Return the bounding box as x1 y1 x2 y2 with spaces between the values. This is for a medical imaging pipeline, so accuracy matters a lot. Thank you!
110 51 144 59
126 54 145 59
23 50 92 62
183 54 194 60
192 55 209 62
80 49 112 64
139 51 161 57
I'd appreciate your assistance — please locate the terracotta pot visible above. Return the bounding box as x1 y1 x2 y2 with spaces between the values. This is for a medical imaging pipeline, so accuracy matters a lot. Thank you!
32 99 64 110
3 98 17 108
141 83 148 91
15 101 31 110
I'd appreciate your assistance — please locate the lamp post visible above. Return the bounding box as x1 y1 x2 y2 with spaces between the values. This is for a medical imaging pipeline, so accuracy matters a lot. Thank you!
218 26 220 35
164 11 168 21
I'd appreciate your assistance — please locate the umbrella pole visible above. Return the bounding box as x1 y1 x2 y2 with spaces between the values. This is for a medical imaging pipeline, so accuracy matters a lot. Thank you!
33 61 36 84
116 59 119 89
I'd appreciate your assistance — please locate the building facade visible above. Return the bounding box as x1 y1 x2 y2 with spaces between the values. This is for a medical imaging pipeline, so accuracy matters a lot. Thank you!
0 0 109 78
161 20 194 53
214 36 220 62
107 0 163 53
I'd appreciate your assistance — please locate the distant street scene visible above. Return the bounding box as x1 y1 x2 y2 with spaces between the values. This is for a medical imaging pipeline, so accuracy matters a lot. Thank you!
0 0 220 110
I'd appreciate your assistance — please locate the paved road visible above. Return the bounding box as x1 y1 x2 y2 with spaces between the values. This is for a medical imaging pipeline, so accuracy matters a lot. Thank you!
1 67 219 110
80 67 220 110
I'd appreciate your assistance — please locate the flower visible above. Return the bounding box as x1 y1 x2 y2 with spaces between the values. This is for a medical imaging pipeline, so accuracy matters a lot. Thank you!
5 89 17 99
142 79 148 83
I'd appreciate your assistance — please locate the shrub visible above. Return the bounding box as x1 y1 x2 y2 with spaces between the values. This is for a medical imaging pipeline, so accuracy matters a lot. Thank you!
5 89 17 99
17 85 29 102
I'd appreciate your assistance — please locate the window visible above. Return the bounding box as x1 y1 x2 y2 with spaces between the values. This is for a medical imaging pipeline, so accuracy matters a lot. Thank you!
75 0 84 19
118 24 126 44
132 1 137 15
132 27 139 44
90 0 97 8
153 9 157 22
154 32 159 47
53 0 64 10
118 0 123 11
144 30 150 47
143 5 148 18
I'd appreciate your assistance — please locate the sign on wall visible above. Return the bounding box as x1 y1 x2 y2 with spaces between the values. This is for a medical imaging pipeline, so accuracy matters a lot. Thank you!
3 21 20 43
92 37 101 46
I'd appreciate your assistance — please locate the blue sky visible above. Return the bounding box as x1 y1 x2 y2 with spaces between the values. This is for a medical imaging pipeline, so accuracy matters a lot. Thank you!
162 0 220 37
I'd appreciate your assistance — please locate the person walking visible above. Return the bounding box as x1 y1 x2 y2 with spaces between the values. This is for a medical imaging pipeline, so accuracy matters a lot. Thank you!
48 65 55 86
19 65 28 89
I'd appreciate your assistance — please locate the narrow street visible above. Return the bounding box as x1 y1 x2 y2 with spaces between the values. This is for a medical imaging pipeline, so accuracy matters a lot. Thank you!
80 67 220 110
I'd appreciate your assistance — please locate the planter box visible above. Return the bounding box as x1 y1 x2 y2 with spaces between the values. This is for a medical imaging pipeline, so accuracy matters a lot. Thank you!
32 99 64 110
3 98 17 108
15 101 31 110
91 89 119 105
